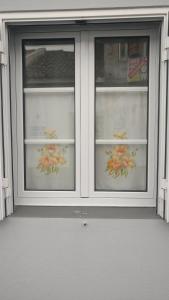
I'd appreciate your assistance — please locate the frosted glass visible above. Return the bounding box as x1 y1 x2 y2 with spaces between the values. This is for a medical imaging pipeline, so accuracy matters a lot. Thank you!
24 92 75 139
95 144 147 191
96 91 147 139
25 144 75 190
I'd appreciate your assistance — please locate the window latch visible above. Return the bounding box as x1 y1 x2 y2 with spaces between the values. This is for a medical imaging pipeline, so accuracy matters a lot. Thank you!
160 178 168 190
1 177 11 198
162 37 169 61
2 178 9 189
0 41 7 65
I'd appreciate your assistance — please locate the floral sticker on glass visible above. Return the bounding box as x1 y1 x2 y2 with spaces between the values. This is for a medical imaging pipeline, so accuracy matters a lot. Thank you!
37 129 67 175
106 131 138 178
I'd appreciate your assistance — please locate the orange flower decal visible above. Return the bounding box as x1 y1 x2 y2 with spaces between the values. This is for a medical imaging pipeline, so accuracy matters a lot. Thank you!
113 145 128 156
37 128 67 175
106 132 137 178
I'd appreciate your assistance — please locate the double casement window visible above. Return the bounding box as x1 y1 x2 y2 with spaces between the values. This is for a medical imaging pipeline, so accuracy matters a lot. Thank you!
10 25 159 206
0 18 169 222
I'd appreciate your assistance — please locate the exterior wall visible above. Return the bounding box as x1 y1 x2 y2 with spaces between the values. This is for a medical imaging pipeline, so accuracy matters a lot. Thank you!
0 0 169 12
0 5 168 300
0 208 169 300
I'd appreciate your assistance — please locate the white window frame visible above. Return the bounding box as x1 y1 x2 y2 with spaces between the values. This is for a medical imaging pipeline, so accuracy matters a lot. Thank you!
11 25 159 206
0 68 5 220
0 8 168 216
0 20 13 217
13 31 81 202
88 29 159 207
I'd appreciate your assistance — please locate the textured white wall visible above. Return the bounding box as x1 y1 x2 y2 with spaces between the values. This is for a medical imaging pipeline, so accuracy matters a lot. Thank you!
0 0 169 12
0 208 169 300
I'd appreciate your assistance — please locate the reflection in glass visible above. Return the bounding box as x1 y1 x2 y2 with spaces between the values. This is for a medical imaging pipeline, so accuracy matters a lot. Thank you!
23 39 75 87
95 37 149 87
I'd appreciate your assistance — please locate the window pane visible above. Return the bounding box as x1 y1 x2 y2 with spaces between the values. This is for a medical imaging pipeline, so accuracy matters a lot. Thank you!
95 36 149 192
96 90 147 140
23 39 75 191
24 91 74 139
25 144 75 190
95 144 147 191
23 39 75 87
95 37 148 87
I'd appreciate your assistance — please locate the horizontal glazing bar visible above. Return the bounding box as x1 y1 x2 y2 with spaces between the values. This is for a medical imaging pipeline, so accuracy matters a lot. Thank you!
95 139 147 145
24 87 74 94
96 87 148 93
24 139 75 145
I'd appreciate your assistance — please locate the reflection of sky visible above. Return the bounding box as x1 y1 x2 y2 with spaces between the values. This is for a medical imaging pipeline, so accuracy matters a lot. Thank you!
25 45 74 52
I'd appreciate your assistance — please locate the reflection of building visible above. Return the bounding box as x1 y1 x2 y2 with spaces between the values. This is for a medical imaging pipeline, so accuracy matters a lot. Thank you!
96 38 148 86
25 49 75 87
26 48 46 66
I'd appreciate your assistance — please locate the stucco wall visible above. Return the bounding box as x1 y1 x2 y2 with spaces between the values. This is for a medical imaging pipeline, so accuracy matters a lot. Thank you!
0 0 169 12
0 208 169 300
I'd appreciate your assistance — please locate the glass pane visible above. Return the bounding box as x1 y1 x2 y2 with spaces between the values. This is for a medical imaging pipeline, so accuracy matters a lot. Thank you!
95 36 149 192
95 37 149 87
95 144 147 191
25 91 74 139
23 39 75 87
96 91 147 139
23 39 75 191
25 144 75 190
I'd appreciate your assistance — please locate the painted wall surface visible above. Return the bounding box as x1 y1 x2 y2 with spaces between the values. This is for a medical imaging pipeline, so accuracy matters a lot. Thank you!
0 208 169 300
0 0 169 12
